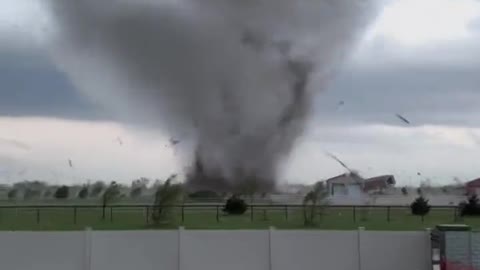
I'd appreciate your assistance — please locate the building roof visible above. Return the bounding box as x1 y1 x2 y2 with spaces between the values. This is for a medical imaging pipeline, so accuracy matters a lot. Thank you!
466 178 480 187
326 173 364 185
364 175 396 191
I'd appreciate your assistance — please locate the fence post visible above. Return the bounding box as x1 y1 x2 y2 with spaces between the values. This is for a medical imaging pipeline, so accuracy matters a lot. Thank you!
178 227 184 270
269 227 275 270
73 207 77 225
387 206 391 222
216 206 220 223
453 206 457 222
146 206 150 224
250 205 254 222
110 207 113 223
181 205 185 223
468 230 473 269
36 208 40 224
353 206 356 222
357 227 365 270
284 205 288 220
425 228 432 270
84 227 92 270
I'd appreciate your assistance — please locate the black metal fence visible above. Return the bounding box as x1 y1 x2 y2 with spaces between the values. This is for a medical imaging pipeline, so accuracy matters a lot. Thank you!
0 204 463 228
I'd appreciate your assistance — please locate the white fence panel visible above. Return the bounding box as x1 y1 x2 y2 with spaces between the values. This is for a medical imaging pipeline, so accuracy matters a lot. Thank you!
0 232 84 270
181 230 270 270
361 231 429 270
91 231 179 270
271 230 360 270
0 229 432 270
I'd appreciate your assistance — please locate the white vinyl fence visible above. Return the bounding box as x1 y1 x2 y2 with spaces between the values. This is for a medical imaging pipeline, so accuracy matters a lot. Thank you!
0 228 432 270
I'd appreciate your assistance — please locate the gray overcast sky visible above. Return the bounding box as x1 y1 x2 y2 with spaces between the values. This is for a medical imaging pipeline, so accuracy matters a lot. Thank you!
1 0 480 185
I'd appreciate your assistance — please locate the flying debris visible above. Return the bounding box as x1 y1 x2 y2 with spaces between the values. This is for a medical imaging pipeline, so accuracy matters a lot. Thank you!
336 101 345 110
68 159 74 168
241 30 266 52
0 138 31 151
395 114 410 125
17 168 27 176
166 174 178 182
164 138 181 155
325 152 352 172
417 172 422 176
116 137 123 145
324 152 364 185
169 138 180 146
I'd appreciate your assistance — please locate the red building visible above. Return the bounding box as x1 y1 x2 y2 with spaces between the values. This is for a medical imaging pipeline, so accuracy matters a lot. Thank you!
465 178 480 195
364 175 396 193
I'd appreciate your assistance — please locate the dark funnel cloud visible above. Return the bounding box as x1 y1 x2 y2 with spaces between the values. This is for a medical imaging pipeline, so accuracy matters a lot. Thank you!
46 0 378 192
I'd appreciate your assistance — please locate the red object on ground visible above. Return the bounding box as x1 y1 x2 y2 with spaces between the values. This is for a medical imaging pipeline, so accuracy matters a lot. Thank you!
445 260 478 270
466 178 480 195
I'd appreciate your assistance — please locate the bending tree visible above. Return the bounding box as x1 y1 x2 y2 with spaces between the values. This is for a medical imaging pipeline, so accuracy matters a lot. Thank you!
90 181 105 198
303 181 329 226
101 182 120 220
130 178 149 198
151 174 183 225
7 189 17 200
78 185 89 199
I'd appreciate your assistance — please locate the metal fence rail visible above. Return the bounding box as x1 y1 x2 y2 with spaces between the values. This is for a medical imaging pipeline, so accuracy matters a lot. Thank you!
0 204 463 229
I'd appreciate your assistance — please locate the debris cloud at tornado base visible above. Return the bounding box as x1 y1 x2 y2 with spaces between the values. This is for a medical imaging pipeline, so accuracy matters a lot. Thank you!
47 0 379 192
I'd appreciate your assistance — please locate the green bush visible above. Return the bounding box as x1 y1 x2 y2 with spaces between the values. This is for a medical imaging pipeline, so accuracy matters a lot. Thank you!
223 195 247 215
460 195 480 216
90 181 105 197
7 189 17 200
78 186 89 199
410 196 431 216
54 186 70 199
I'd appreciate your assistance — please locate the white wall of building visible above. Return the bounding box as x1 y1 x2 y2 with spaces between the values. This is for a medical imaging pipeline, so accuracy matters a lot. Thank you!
0 229 432 270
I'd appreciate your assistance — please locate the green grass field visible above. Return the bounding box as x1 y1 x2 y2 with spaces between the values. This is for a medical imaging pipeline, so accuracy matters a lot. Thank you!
0 205 478 231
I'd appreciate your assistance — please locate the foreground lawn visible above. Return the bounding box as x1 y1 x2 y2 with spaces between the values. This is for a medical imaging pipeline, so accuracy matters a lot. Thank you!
0 205 478 231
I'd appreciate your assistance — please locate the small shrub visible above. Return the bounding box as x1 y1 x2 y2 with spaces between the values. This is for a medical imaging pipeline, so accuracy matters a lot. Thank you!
102 182 120 206
90 181 105 197
78 186 89 199
410 196 431 216
7 189 17 200
460 194 480 216
54 185 70 199
401 187 408 196
151 175 183 224
223 195 247 215
101 182 121 220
